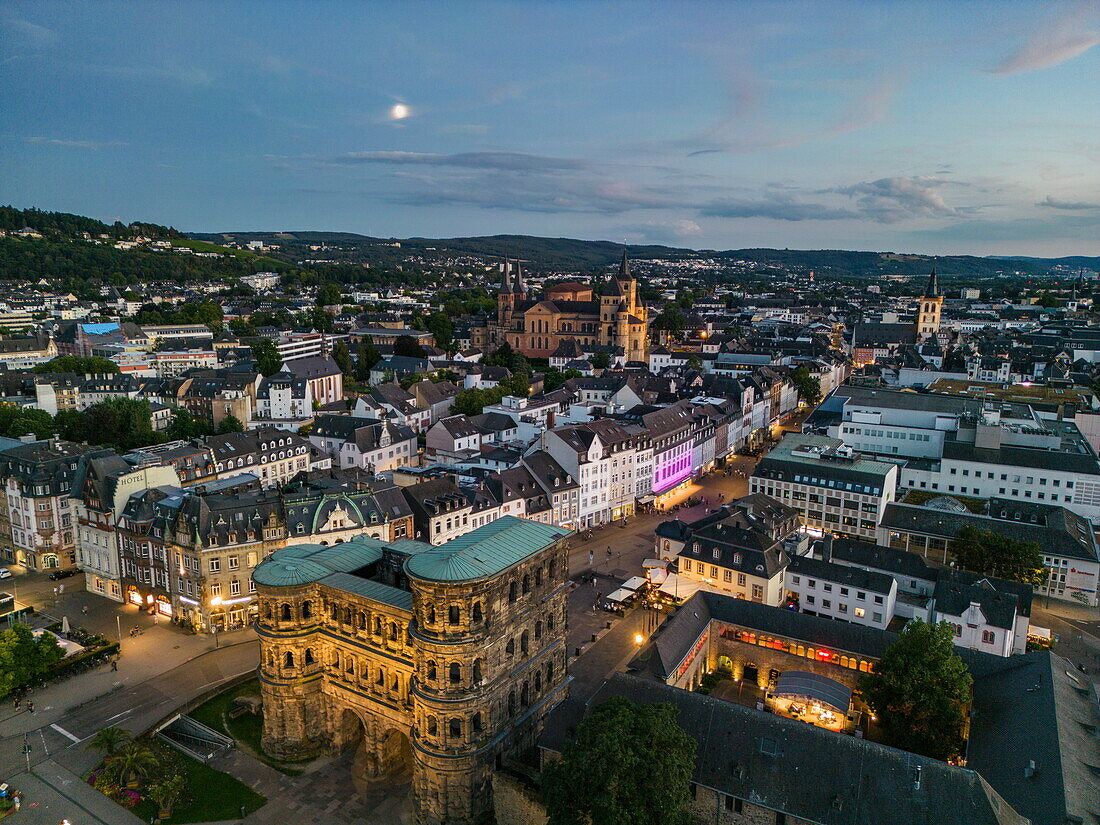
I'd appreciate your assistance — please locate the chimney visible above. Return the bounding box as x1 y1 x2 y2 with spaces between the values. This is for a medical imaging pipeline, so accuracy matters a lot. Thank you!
820 535 833 562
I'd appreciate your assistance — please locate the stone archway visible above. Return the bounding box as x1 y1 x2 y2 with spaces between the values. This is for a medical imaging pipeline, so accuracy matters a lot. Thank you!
379 728 413 781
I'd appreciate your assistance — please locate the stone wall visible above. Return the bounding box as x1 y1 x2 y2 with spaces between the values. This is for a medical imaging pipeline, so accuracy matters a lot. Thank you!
690 784 813 825
492 771 548 825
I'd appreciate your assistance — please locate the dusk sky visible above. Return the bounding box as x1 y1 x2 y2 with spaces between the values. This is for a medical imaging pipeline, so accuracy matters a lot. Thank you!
2 1 1099 256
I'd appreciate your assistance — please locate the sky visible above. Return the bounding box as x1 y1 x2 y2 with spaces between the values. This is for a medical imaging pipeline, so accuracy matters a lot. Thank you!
1 1 1099 257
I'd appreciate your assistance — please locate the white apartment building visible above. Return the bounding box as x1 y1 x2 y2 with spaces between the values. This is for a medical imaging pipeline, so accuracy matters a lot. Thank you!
785 554 897 630
154 349 218 377
751 433 898 541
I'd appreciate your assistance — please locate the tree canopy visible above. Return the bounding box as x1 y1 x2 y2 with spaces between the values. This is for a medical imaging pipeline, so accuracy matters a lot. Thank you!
33 355 120 375
541 696 696 825
250 339 283 377
860 619 972 761
951 525 1047 587
790 365 822 405
393 335 426 359
0 623 64 700
652 306 686 340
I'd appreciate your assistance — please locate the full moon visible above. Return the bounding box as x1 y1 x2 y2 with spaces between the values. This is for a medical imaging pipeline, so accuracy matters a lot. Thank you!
390 103 409 120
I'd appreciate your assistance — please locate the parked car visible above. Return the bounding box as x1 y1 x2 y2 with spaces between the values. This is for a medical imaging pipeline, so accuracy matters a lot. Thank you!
48 568 79 581
0 568 11 580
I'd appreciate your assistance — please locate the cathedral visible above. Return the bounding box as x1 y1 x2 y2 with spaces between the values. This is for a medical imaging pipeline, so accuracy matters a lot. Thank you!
474 251 649 362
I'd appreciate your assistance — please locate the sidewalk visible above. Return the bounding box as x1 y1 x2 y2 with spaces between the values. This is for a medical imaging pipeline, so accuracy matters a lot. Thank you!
4 760 146 825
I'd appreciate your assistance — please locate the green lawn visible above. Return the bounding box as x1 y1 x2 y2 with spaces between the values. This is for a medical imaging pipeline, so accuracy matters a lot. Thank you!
169 238 285 269
188 679 310 775
130 741 266 825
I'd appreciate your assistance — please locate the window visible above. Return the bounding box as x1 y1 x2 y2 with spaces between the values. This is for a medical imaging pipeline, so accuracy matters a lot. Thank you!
982 630 995 644
230 579 241 595
449 662 461 683
227 555 240 570
448 605 460 624
209 558 221 573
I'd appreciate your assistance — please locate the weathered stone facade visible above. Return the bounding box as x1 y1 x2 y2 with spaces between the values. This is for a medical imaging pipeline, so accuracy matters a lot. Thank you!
254 517 570 825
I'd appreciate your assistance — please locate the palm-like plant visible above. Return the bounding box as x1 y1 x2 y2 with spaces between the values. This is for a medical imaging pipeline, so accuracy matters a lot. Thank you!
85 726 132 757
104 742 160 788
147 774 187 817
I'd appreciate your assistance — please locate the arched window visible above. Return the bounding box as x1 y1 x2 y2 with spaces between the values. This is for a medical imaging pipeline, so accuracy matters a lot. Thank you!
472 602 483 623
535 568 543 587
449 718 462 737
520 630 529 656
302 601 312 619
534 620 543 640
449 662 461 683
546 661 553 683
427 716 438 736
284 651 295 668
508 690 516 716
506 638 515 656
389 622 398 640
473 659 483 683
508 582 517 602
427 661 437 681
427 604 435 624
547 613 555 632
521 681 530 707
376 667 385 685
263 603 272 619
448 604 460 624
472 712 483 732
344 607 352 624
357 612 366 630
374 616 383 635
522 574 531 594
549 559 557 579
304 648 315 665
534 671 542 693
280 603 292 622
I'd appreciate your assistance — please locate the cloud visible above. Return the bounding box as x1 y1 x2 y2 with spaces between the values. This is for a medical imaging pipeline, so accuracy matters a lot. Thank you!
26 137 127 150
833 176 959 223
1037 195 1100 210
992 9 1100 75
323 150 587 172
700 196 858 221
1 16 57 48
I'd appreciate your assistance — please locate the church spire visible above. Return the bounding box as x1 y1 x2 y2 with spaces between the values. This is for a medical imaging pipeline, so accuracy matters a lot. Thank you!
618 249 630 279
514 260 525 297
501 259 513 294
924 267 940 299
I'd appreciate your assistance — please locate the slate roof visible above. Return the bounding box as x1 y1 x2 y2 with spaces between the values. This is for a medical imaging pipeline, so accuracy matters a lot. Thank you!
788 554 895 595
317 572 413 611
404 515 569 582
825 537 936 582
543 673 1023 825
283 355 341 379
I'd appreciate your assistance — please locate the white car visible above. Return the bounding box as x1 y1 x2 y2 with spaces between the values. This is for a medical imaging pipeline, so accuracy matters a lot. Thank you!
0 568 12 580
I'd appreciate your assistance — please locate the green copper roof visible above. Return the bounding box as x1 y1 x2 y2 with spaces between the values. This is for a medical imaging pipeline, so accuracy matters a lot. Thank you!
253 536 385 587
405 516 571 583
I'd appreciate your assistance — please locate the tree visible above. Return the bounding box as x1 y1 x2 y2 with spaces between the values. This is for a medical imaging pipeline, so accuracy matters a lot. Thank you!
53 409 88 442
652 306 685 340
83 398 157 451
104 742 161 787
859 620 972 761
316 282 343 307
147 774 187 818
425 312 454 351
451 387 504 416
686 353 702 370
591 351 611 369
542 696 696 825
86 726 132 757
951 525 1047 587
32 355 120 375
393 335 425 359
355 339 381 382
166 409 211 440
216 415 245 434
790 365 822 405
0 406 54 440
543 368 581 393
0 624 64 699
331 341 352 376
1035 291 1059 308
251 339 282 377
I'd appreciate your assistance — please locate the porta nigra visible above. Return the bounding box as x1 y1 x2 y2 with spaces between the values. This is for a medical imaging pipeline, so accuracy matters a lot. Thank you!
252 517 571 825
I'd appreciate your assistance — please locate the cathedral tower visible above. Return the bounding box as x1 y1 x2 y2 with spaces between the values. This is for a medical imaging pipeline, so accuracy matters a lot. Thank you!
916 267 943 341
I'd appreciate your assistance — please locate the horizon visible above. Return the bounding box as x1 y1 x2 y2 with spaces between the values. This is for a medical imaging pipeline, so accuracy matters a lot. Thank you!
2 1 1099 257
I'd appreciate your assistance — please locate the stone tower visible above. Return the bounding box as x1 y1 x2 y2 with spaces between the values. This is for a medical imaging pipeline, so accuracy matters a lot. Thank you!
497 260 516 328
916 267 943 341
254 517 571 825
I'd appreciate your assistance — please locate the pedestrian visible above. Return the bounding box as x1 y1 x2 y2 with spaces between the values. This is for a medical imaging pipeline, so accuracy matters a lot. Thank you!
111 658 118 671
588 550 593 566
53 586 58 598
26 701 34 714
607 546 612 558
13 697 20 710
59 584 64 594
81 605 88 615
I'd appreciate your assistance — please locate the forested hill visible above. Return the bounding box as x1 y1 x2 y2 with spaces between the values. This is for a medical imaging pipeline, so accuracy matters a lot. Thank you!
195 229 1100 277
0 205 180 240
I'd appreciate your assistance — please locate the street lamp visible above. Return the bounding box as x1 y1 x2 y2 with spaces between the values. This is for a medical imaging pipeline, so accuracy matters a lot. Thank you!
633 633 644 645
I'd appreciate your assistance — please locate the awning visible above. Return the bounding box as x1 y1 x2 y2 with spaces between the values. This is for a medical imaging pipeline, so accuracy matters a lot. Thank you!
621 576 648 592
657 573 707 601
605 588 635 603
772 671 852 713
637 495 655 505
642 558 667 569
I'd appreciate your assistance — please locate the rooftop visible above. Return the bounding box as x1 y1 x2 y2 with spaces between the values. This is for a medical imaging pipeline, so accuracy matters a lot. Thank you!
404 515 570 582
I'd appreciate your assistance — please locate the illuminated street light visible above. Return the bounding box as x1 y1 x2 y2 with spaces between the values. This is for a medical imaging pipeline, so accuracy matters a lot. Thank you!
633 633 644 644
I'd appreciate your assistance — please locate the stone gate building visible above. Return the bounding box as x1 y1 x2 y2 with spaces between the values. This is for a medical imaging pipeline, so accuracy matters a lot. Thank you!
252 516 571 825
